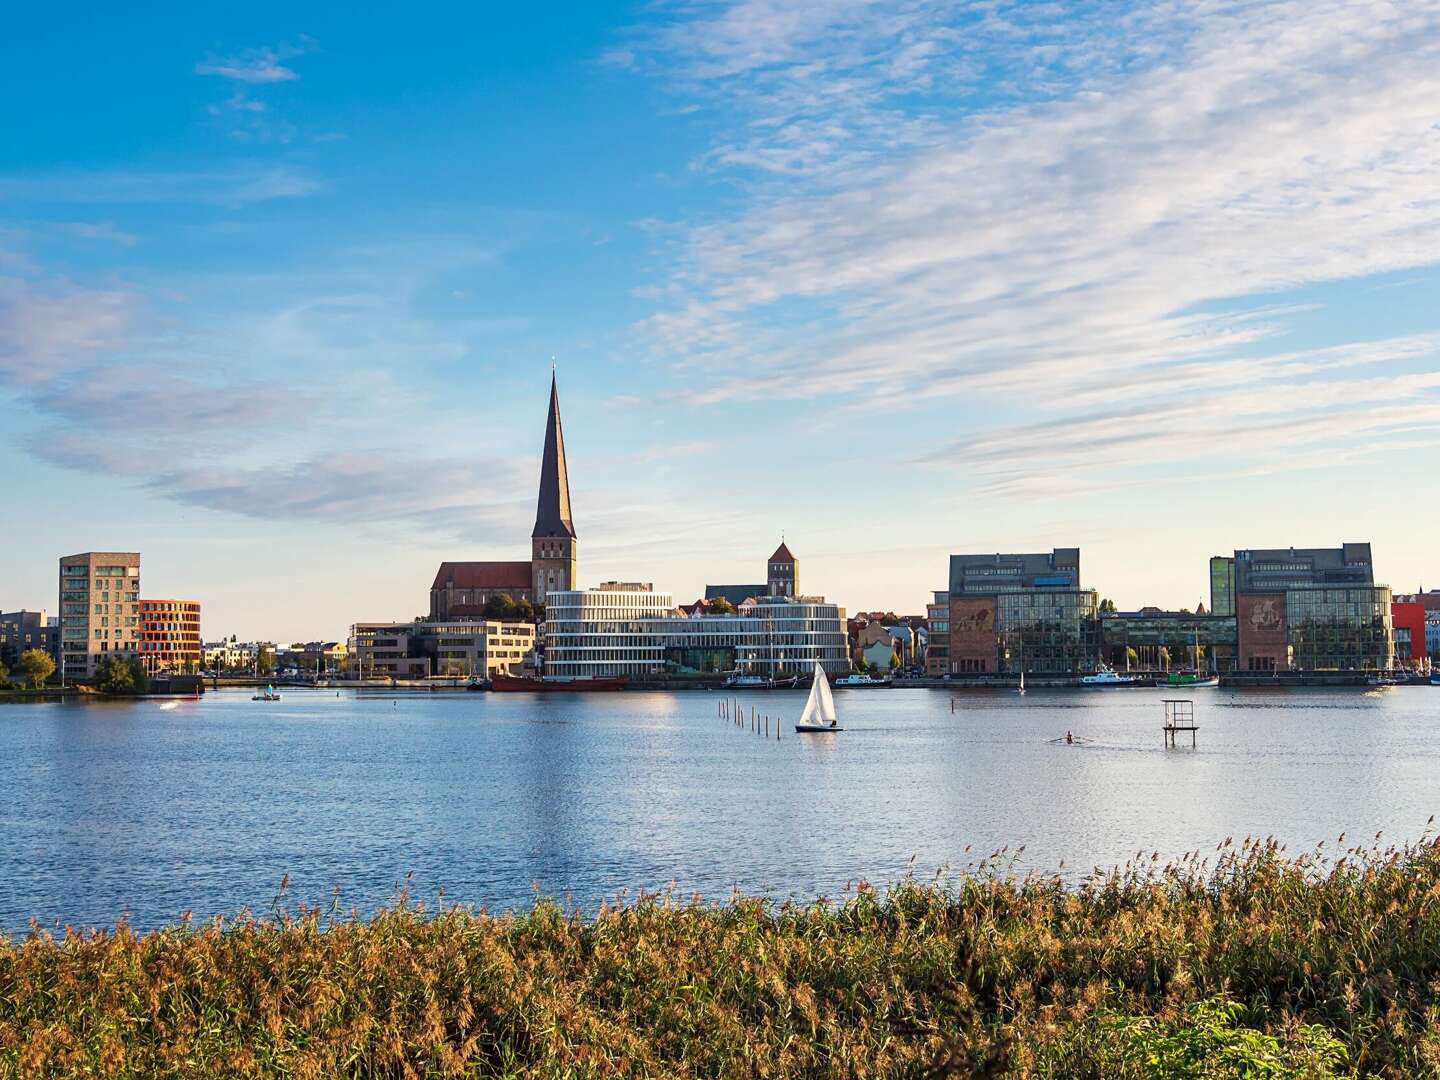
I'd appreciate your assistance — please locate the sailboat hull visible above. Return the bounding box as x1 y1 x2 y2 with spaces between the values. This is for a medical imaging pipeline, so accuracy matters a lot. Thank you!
795 723 843 733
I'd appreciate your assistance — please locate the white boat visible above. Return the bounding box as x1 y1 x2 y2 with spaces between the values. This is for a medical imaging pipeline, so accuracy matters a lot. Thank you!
795 661 841 733
833 673 888 688
1080 667 1140 687
252 686 282 702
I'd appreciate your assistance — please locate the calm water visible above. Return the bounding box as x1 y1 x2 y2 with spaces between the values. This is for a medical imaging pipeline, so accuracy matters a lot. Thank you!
1 686 1437 932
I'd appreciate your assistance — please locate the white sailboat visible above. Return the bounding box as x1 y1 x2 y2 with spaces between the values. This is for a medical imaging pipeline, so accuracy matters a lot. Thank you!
795 661 841 733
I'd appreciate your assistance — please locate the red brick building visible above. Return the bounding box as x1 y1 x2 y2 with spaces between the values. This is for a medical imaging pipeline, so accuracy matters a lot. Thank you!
139 599 202 674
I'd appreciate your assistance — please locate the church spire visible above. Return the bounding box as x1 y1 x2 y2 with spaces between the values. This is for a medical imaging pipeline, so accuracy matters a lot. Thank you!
532 373 576 539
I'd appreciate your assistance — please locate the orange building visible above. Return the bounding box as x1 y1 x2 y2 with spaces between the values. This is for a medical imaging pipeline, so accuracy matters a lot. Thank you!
139 599 202 674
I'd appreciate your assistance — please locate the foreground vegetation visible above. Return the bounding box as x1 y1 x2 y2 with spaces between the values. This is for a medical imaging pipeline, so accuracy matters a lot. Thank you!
6 837 1440 1078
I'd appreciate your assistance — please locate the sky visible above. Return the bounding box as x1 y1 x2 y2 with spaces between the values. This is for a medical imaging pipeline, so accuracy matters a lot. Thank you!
3 0 1440 640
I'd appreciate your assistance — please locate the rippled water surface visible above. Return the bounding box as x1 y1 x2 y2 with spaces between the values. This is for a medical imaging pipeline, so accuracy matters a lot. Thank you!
2 685 1437 931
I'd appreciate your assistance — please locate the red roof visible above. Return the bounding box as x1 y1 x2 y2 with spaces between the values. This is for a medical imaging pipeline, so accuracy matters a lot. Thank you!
770 542 796 562
431 561 532 590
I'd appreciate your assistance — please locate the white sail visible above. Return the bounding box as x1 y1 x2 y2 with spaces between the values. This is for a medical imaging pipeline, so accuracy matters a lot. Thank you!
799 661 838 727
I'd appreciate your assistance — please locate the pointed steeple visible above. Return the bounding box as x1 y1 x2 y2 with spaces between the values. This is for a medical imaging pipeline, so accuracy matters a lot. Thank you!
533 374 576 539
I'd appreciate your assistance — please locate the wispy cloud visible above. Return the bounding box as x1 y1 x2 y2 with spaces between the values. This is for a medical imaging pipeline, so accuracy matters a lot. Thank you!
634 0 1440 493
0 165 323 207
195 41 310 84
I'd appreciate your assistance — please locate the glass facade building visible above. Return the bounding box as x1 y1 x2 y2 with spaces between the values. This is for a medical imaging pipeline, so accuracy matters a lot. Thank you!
1285 587 1393 671
545 588 848 679
996 590 1099 673
1209 557 1236 618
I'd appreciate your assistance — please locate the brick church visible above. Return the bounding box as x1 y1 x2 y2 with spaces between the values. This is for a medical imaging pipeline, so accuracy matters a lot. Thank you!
429 376 577 619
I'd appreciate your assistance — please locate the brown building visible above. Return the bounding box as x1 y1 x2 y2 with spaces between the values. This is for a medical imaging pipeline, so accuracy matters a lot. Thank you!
139 599 203 674
767 542 798 597
429 376 577 619
58 551 141 679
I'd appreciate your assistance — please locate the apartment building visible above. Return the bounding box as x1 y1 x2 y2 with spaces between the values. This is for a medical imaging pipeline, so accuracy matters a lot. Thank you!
58 552 141 679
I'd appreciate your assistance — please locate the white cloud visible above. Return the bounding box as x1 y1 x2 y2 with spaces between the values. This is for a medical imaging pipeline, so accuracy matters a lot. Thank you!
195 42 309 84
636 0 1440 492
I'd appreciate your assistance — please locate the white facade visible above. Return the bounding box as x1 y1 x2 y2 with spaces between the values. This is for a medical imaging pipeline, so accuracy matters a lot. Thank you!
545 587 849 679
350 620 535 679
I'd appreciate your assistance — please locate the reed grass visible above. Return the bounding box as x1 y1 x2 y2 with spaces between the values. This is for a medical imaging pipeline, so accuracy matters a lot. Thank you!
5 835 1440 1078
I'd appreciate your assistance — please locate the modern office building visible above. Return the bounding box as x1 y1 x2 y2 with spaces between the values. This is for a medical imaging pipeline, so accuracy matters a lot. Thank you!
429 375 578 619
1391 595 1432 670
1209 556 1237 618
545 585 848 680
138 599 202 674
351 620 536 679
0 610 58 669
1099 608 1238 672
947 549 1099 674
925 591 949 676
1232 544 1392 671
58 552 141 679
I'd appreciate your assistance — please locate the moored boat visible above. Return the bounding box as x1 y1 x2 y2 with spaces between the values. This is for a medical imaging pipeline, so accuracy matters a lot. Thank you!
833 673 890 688
1165 672 1218 687
1080 667 1141 687
491 674 627 692
795 661 841 733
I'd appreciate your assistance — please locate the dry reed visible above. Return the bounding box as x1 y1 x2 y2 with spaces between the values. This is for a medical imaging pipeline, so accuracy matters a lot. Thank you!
5 835 1440 1077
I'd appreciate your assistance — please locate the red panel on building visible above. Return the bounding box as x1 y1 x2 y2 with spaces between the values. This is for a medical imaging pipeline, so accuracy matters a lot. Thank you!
1392 600 1426 663
1237 592 1288 671
947 596 997 674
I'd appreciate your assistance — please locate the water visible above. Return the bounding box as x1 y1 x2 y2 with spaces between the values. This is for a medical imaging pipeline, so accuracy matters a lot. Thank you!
1 686 1436 932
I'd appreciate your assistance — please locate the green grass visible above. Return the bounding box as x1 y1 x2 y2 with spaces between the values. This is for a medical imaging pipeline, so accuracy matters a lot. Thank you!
4 835 1440 1077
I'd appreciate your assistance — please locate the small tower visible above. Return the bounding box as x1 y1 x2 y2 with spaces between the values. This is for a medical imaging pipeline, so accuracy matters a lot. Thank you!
531 375 577 602
768 541 798 598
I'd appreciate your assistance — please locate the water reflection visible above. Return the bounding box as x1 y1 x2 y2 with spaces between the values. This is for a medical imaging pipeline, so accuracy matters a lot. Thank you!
0 685 1436 931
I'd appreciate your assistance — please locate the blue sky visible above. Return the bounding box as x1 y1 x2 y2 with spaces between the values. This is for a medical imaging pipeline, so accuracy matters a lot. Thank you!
3 1 1440 639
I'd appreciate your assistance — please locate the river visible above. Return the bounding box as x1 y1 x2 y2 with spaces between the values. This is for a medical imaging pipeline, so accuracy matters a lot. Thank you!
1 685 1436 932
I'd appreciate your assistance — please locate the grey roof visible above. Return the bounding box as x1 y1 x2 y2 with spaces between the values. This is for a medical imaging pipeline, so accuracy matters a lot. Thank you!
532 374 576 539
704 584 767 607
1233 543 1374 591
948 548 1081 594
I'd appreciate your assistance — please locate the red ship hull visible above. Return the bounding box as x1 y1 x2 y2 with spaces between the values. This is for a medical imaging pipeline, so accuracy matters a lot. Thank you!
490 674 628 692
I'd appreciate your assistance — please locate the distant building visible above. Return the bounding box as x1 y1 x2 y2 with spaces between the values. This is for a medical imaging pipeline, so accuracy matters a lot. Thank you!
1209 556 1237 617
705 540 801 608
203 637 260 672
58 552 141 679
351 620 536 679
138 599 202 674
1099 607 1238 672
1232 543 1392 671
0 610 58 669
428 376 578 619
1392 594 1433 670
545 585 848 680
925 592 949 676
855 621 900 670
947 549 1098 674
767 542 798 597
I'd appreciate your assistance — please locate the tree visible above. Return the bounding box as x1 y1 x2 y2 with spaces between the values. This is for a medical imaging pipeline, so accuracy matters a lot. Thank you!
706 597 736 615
879 612 900 627
853 655 868 673
1099 598 1118 614
0 657 8 684
1158 646 1172 671
1125 647 1139 669
257 652 275 677
18 649 55 690
889 653 902 671
483 594 519 620
95 656 133 693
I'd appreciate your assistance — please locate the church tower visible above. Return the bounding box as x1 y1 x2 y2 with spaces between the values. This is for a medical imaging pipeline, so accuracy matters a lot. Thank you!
768 541 797 598
532 374 577 602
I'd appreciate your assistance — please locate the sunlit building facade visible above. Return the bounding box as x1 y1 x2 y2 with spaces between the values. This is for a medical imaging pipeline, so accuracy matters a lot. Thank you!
58 552 141 680
544 586 848 680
